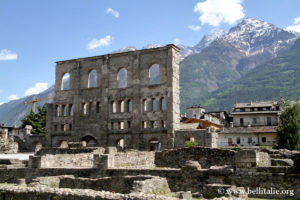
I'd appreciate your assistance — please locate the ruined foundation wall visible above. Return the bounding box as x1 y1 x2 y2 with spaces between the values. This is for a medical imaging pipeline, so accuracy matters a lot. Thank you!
155 147 235 168
174 130 218 148
113 151 155 168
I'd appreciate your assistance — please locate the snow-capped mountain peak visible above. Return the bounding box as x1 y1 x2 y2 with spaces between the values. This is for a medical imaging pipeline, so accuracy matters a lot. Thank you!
194 28 226 52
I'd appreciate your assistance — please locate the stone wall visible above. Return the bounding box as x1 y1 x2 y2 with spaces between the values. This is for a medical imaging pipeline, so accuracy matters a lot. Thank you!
100 166 299 199
0 185 178 200
113 151 155 168
39 153 95 168
47 45 180 151
59 175 170 195
0 168 96 184
155 147 235 168
174 130 218 148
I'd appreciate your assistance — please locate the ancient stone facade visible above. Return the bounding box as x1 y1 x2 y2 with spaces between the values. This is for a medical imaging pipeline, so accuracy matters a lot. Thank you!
46 45 180 150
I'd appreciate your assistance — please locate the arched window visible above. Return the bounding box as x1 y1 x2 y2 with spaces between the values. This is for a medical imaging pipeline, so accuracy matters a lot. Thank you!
160 98 166 111
117 68 127 88
82 103 87 115
127 99 132 112
69 104 74 116
63 105 67 116
149 64 160 85
119 100 124 112
116 138 125 150
152 99 157 112
61 73 70 90
88 69 97 88
111 101 116 113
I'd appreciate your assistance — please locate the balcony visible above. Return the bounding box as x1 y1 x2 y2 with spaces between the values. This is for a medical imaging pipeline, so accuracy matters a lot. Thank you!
232 122 278 127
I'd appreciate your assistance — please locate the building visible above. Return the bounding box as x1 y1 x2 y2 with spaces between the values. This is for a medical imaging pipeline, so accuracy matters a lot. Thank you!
186 105 205 119
218 101 280 147
218 126 277 147
181 118 222 131
46 45 181 151
231 101 280 127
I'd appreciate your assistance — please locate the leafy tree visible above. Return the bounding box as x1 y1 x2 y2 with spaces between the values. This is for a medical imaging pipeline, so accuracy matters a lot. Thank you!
275 101 300 150
21 105 47 135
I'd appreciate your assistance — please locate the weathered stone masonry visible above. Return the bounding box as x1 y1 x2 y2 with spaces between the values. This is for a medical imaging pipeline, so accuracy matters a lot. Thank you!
46 45 180 150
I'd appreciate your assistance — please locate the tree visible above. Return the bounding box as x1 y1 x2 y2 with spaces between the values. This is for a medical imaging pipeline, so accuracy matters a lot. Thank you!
276 101 300 150
21 105 47 135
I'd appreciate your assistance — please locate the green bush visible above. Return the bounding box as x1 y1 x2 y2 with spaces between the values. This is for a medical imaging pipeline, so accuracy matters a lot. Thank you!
185 140 198 148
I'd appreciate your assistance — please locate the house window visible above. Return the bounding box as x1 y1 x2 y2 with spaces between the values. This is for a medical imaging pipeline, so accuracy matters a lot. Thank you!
252 118 257 125
240 118 244 126
69 124 73 131
54 125 58 131
248 137 252 144
262 137 266 143
237 137 241 144
82 103 87 115
267 117 272 126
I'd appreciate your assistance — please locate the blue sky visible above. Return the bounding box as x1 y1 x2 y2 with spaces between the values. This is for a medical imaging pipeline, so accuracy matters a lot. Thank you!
0 0 299 105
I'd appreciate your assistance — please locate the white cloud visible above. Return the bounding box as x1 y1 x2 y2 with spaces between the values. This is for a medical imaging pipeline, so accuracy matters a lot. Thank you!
24 82 49 96
0 102 3 106
188 25 201 31
174 38 180 45
294 17 300 24
87 35 112 50
286 17 300 33
106 8 120 18
194 0 245 27
0 49 17 61
286 24 300 33
8 95 19 101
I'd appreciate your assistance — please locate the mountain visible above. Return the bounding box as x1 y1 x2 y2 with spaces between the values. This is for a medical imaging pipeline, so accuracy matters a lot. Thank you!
0 86 54 127
194 29 226 52
178 29 226 60
202 37 300 111
180 18 299 112
1 18 299 125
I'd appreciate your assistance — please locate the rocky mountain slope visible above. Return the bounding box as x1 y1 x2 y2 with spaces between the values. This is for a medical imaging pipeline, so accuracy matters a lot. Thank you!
202 37 300 111
180 18 299 111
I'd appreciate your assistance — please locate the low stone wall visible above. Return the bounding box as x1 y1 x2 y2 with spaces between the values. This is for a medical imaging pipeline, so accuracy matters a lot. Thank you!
40 153 94 168
174 130 218 148
59 175 170 195
94 151 155 169
113 151 155 168
155 147 235 168
101 166 300 199
0 168 96 184
29 147 105 168
36 147 105 156
0 185 178 200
